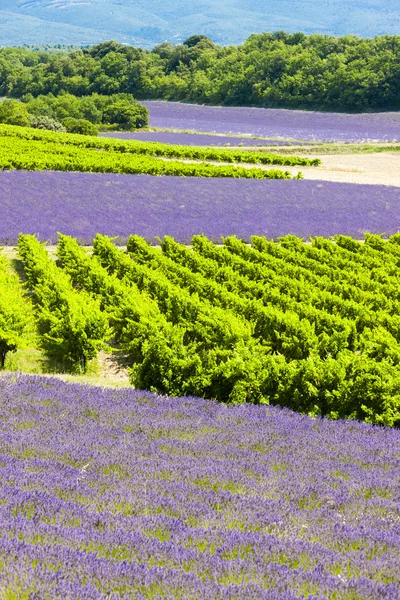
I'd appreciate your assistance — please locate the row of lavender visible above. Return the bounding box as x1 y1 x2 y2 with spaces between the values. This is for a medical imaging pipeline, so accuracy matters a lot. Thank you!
0 374 398 599
142 102 400 143
1 171 399 245
100 130 296 147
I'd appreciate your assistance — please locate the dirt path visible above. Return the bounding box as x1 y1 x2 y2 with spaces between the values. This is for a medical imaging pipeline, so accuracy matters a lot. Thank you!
97 349 130 384
160 151 400 187
282 152 400 187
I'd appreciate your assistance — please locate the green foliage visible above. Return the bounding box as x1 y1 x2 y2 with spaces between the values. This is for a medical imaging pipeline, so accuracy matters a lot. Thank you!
56 232 400 424
63 118 98 136
56 234 233 398
28 115 66 132
122 232 400 424
18 235 109 372
0 125 297 179
91 234 268 402
23 92 148 130
0 253 33 367
0 99 30 127
0 34 399 111
0 122 319 166
102 100 149 130
7 230 400 425
183 35 215 48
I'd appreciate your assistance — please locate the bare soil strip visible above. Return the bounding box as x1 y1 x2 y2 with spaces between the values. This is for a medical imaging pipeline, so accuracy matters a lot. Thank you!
163 152 400 187
282 152 400 187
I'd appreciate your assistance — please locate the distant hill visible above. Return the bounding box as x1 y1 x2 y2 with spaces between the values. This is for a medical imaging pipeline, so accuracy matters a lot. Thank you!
0 0 399 47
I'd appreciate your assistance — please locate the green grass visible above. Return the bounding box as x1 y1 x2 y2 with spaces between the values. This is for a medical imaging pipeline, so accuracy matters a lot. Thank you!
260 142 400 155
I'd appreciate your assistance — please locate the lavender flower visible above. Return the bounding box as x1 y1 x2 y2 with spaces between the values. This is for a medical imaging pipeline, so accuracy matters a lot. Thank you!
0 373 398 598
1 171 400 245
143 101 400 143
100 131 293 146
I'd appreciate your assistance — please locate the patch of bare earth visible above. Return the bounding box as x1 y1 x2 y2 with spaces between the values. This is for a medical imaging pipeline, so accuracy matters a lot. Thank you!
281 152 400 187
164 152 400 187
97 349 130 385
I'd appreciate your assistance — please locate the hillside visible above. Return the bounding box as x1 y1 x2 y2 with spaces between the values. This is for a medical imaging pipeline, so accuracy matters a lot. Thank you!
0 0 399 47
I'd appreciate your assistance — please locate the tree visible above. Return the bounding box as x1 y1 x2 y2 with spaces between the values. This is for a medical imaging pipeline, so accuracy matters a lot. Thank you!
1 33 400 112
0 99 30 127
103 100 148 130
183 35 214 49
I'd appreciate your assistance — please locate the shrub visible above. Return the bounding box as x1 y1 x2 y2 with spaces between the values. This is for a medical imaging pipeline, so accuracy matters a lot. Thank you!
103 100 149 130
63 118 99 136
29 115 67 132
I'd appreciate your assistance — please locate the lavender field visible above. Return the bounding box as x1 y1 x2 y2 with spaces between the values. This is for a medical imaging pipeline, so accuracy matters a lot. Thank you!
143 102 400 143
1 170 400 244
100 131 293 147
0 373 399 599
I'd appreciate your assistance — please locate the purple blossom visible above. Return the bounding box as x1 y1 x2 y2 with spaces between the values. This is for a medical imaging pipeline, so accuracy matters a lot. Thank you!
99 131 293 146
0 170 400 245
0 373 399 598
143 101 400 143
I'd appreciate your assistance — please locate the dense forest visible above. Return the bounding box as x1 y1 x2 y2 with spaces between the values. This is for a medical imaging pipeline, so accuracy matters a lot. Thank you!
0 32 399 112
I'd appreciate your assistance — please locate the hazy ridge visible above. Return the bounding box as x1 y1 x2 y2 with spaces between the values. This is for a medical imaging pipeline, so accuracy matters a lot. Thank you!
0 0 399 47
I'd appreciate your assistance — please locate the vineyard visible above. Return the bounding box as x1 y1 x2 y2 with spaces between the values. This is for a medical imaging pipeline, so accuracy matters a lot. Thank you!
1 35 400 600
4 232 400 426
0 125 317 179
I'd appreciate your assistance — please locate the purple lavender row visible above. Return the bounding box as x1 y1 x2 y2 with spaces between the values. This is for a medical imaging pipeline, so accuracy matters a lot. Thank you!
0 373 399 598
99 130 293 146
143 101 400 143
1 171 400 245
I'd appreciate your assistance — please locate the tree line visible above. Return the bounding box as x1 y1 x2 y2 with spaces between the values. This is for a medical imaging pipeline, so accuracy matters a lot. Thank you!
0 32 399 111
0 93 148 134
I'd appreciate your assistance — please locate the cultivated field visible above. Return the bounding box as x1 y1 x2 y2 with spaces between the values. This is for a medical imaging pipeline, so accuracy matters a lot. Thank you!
2 230 400 427
100 130 296 146
1 171 400 245
143 102 400 143
101 105 400 187
0 373 399 599
1 99 400 599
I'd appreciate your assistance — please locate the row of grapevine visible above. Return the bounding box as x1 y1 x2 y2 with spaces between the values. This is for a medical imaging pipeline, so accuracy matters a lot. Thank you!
0 130 300 179
127 233 400 365
56 234 203 394
191 235 400 335
252 234 400 301
18 235 109 371
57 235 272 400
0 124 321 167
13 233 400 425
0 252 33 366
122 234 400 424
162 235 363 323
125 234 354 357
70 235 400 423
